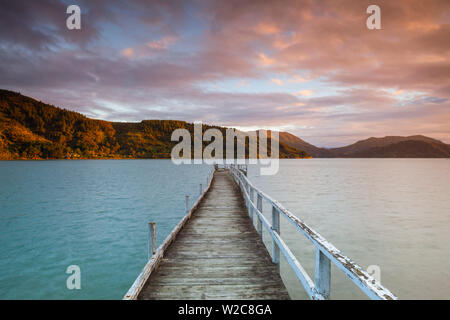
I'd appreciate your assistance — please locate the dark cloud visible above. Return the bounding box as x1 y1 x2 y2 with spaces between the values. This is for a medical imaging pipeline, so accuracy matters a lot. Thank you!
0 0 103 49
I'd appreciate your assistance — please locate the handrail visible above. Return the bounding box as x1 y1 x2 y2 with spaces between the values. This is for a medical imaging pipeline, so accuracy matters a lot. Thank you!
123 166 215 300
227 165 397 300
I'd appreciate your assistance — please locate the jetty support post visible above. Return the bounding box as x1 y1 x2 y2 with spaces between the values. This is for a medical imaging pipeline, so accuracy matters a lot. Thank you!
271 206 280 268
246 184 251 210
256 194 263 234
199 183 203 195
185 195 190 213
314 248 331 299
148 222 156 261
249 188 254 219
243 180 248 209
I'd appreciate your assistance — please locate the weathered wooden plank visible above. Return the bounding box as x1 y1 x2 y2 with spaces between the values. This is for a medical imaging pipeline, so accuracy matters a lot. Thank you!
156 265 282 274
140 284 290 300
150 278 285 286
160 257 274 266
137 170 289 300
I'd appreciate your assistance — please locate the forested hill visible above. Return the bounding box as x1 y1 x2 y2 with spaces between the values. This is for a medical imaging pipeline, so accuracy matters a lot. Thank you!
0 90 310 160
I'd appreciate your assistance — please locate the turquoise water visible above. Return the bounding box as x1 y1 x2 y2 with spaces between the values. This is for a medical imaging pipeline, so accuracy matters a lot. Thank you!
0 160 211 299
248 159 450 300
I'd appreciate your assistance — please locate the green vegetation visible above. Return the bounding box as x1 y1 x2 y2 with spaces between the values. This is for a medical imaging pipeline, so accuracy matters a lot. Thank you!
0 89 310 160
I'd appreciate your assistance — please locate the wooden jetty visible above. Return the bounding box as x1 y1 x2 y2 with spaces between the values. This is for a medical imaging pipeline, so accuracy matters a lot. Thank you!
124 165 398 300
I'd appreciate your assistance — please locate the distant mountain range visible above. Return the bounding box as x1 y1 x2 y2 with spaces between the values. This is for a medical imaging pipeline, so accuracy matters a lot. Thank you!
278 132 450 158
277 132 333 157
1 89 449 160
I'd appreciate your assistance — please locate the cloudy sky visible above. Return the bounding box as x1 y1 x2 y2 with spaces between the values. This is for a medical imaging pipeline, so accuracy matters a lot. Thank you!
0 0 449 147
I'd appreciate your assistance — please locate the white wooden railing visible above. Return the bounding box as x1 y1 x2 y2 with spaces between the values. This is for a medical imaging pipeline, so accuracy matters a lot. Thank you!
227 164 398 300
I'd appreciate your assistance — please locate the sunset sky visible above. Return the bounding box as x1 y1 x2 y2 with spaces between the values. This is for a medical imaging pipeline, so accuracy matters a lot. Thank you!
0 0 449 147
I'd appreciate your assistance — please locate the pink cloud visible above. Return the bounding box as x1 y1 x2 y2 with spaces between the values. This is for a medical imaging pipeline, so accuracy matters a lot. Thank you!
271 78 283 86
147 36 177 49
121 48 135 58
296 90 314 96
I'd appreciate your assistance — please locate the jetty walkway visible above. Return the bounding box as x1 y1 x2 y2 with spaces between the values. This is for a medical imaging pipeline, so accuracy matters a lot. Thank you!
124 165 397 300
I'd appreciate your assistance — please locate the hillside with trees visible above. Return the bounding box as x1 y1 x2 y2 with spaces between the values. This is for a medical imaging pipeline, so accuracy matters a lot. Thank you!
0 90 310 160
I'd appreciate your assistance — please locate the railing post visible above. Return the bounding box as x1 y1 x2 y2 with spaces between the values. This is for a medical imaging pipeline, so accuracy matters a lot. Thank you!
148 222 156 260
271 206 280 268
256 194 263 234
314 248 331 299
185 195 190 213
245 193 249 209
249 188 254 219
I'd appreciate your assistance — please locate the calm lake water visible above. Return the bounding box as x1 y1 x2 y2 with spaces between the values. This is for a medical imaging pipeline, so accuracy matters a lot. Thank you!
0 160 212 299
1 159 449 299
248 159 450 300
